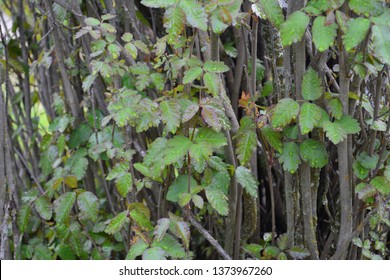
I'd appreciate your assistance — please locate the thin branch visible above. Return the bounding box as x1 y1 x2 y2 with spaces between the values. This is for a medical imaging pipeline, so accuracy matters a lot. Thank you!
188 212 232 260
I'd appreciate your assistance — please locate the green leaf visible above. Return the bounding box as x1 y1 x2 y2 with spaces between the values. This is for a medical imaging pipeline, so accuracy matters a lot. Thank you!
357 152 379 170
163 135 192 165
166 175 198 203
106 163 128 181
160 99 181 135
280 11 310 46
77 191 99 222
35 196 52 221
270 98 300 128
288 246 310 260
384 165 390 182
69 123 93 148
200 98 230 132
348 0 384 16
194 128 227 149
189 143 211 173
116 173 133 198
154 218 170 242
256 0 284 28
105 211 129 235
323 120 346 144
84 17 100 26
279 142 301 174
18 204 32 233
338 115 361 134
34 244 52 260
142 247 167 260
372 25 390 65
283 125 299 140
328 98 343 120
203 72 220 97
56 245 76 260
300 139 328 168
82 74 97 92
235 117 257 165
126 238 149 260
343 18 371 52
71 157 88 180
169 214 190 249
312 16 338 52
153 234 186 259
260 125 283 153
54 192 76 224
141 0 176 8
183 66 203 84
353 161 369 180
205 186 228 215
192 194 204 209
302 68 323 101
124 42 138 59
299 102 324 134
179 0 207 31
235 166 258 198
182 102 199 123
164 6 186 44
203 61 229 73
130 209 153 231
371 176 390 195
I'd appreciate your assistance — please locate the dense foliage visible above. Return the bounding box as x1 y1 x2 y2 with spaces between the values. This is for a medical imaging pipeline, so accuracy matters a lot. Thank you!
0 0 389 260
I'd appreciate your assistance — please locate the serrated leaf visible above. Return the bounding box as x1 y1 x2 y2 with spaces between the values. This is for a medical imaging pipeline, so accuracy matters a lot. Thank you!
35 196 52 221
141 0 176 8
299 102 324 134
18 204 32 233
54 192 76 224
69 123 93 149
280 11 310 46
205 187 229 216
235 166 258 198
328 98 343 119
189 143 211 173
34 244 52 260
194 128 227 149
203 61 229 73
164 6 185 44
116 173 133 198
203 72 220 97
153 234 186 259
255 0 284 28
105 211 129 235
183 66 203 84
182 103 199 123
343 18 371 52
56 244 76 260
179 0 207 31
77 191 99 222
235 117 257 165
270 98 300 128
260 125 283 153
130 209 153 231
323 120 346 144
371 176 390 195
167 175 198 203
154 218 170 242
125 42 138 59
300 139 328 168
84 17 100 26
72 157 88 180
302 68 322 101
357 152 379 170
312 16 338 52
142 247 167 260
288 246 310 260
126 238 149 260
163 135 192 165
279 142 301 174
200 98 230 132
372 25 390 65
349 0 384 16
277 234 289 250
82 74 97 92
338 115 361 134
169 217 190 249
160 99 181 135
